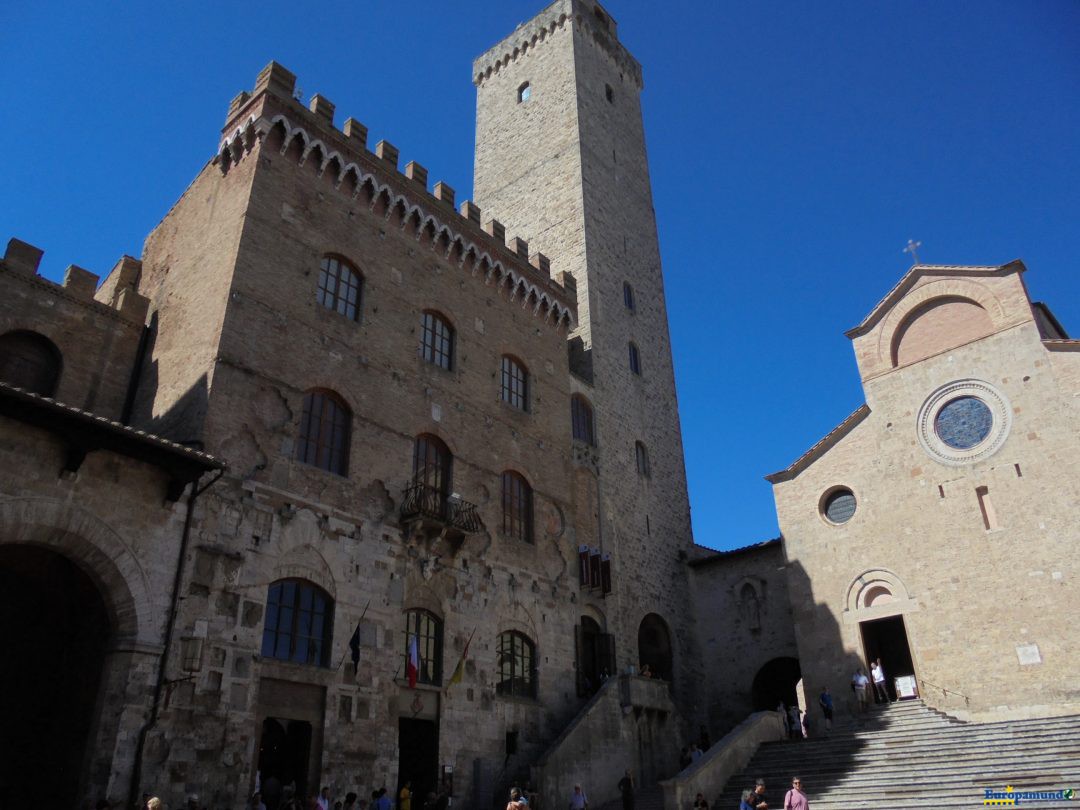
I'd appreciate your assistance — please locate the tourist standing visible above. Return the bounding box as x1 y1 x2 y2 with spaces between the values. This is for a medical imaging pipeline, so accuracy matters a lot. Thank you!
507 788 527 810
568 784 588 810
399 782 411 810
691 792 709 809
739 790 756 810
817 687 833 734
748 778 768 810
871 659 889 704
851 668 870 712
787 704 802 739
782 777 808 810
617 769 635 810
317 787 331 810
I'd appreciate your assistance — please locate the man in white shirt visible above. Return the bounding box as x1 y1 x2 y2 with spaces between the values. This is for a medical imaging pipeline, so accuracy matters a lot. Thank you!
852 668 871 712
871 659 889 704
569 784 588 810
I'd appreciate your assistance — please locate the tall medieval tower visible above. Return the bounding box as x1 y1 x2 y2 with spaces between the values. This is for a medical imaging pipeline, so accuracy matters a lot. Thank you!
473 0 701 709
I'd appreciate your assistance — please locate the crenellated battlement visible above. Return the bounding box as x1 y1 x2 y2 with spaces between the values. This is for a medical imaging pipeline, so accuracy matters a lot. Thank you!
1 238 149 324
216 62 576 332
471 0 642 88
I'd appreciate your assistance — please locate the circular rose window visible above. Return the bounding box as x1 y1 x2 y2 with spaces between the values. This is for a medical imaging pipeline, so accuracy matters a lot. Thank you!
821 487 857 524
917 380 1011 466
934 396 993 449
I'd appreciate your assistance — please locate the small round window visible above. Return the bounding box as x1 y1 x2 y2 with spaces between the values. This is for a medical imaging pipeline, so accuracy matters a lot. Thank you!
822 488 856 524
934 396 992 449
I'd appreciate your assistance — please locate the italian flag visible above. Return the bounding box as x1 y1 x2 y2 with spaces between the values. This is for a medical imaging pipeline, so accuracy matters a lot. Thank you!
406 635 420 689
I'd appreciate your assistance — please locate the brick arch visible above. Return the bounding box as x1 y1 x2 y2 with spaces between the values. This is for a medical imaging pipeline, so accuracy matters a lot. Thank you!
844 568 911 613
875 279 1008 369
0 497 156 645
273 511 338 599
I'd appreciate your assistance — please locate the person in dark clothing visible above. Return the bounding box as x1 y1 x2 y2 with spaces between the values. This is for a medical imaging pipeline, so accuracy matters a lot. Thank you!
617 769 635 810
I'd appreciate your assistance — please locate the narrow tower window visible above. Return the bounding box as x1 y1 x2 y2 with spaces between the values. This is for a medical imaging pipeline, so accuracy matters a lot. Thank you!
517 82 532 104
605 84 614 104
628 342 641 375
635 441 650 478
623 282 635 312
976 485 999 531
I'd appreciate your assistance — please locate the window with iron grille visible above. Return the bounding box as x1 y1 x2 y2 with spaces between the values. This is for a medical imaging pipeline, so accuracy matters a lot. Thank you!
501 471 533 543
497 631 536 698
635 441 650 478
628 342 641 375
316 255 362 321
420 311 454 370
404 609 443 685
296 390 351 476
261 579 333 667
571 394 596 446
501 355 528 411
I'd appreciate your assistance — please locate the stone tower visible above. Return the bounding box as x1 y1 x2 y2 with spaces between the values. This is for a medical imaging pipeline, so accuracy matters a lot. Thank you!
473 1 701 709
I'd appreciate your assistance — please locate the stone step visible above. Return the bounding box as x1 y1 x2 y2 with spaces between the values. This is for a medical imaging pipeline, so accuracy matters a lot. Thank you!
711 703 1080 810
730 750 1080 782
750 731 1078 759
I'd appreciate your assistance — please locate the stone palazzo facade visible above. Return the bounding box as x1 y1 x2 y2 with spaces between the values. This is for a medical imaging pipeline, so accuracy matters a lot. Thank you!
0 2 1076 809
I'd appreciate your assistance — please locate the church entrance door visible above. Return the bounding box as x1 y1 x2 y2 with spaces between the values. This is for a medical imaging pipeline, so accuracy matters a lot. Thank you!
0 544 110 809
859 615 915 701
398 717 438 804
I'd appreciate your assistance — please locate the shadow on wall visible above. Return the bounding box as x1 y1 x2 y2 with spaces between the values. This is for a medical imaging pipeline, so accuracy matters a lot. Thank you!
129 311 209 445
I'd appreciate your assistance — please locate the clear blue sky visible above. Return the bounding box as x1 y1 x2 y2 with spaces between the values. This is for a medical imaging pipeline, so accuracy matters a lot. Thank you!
2 1 1077 550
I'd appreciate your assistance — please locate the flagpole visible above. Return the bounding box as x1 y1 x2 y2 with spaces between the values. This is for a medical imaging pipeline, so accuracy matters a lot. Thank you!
338 599 371 671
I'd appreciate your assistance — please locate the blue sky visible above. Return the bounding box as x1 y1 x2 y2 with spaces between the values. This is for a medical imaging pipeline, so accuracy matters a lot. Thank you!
2 1 1078 550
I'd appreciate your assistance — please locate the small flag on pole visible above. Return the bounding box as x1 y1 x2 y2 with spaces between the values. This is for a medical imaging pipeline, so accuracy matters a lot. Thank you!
406 635 420 689
445 627 476 694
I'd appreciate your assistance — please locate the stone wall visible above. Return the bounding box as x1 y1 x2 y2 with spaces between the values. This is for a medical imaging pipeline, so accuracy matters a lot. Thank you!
690 541 798 734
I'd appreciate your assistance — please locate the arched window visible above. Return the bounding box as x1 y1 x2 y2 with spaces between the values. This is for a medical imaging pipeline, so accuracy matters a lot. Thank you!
638 613 673 681
501 355 528 411
571 394 595 446
497 630 536 698
261 579 333 667
420 310 454 370
517 82 532 103
413 434 452 497
628 342 641 375
623 282 635 312
296 390 350 475
404 609 443 686
635 441 650 478
0 330 61 396
502 471 533 543
317 255 362 321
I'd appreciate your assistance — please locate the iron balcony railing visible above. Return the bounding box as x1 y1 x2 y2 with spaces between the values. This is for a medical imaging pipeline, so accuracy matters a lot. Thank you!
400 481 483 534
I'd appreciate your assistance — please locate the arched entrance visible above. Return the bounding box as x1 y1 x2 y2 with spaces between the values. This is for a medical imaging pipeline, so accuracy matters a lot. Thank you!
0 545 111 808
637 613 673 681
751 657 801 710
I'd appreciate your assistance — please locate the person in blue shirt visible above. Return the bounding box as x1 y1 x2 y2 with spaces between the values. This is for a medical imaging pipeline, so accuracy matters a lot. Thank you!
818 686 833 735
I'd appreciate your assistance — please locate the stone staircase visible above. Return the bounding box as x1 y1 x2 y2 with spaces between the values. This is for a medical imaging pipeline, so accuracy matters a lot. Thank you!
713 699 1080 809
594 784 664 810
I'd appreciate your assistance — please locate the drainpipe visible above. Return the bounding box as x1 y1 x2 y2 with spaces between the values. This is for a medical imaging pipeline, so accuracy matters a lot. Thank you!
127 467 224 809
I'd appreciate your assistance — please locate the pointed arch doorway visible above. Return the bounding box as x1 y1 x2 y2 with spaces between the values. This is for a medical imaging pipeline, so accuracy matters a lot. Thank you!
637 613 673 681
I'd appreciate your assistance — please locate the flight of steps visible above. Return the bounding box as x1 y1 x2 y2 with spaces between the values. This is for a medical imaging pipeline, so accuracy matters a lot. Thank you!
594 784 664 810
714 699 1080 809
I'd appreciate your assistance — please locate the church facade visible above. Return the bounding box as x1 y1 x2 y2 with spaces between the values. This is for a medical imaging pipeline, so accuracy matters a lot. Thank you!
767 261 1080 722
0 2 1076 809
